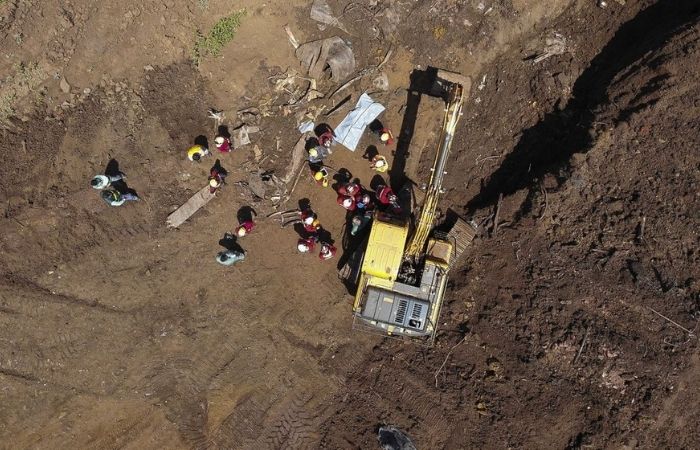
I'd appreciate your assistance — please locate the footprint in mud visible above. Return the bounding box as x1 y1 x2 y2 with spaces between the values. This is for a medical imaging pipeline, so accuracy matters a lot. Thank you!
484 356 505 381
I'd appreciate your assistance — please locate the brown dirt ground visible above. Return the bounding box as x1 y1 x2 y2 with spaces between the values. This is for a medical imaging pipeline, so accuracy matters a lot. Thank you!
1 0 699 449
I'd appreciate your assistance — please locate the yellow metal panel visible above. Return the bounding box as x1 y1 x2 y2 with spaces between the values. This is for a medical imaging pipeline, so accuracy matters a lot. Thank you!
360 219 408 281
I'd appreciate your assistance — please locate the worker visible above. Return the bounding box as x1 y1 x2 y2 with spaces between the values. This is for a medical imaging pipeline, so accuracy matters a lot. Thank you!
301 210 321 234
337 192 372 211
187 144 209 162
350 211 372 236
214 135 232 153
208 166 226 193
337 181 360 197
379 127 395 145
236 220 256 237
101 189 139 207
90 173 125 190
307 145 330 164
377 185 401 214
216 250 245 266
337 195 356 211
318 129 335 148
319 242 337 260
370 155 389 173
356 192 373 210
297 236 317 253
313 168 330 187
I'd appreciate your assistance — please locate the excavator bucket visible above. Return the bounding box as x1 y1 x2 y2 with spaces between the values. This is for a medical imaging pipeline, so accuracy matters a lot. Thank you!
436 69 471 90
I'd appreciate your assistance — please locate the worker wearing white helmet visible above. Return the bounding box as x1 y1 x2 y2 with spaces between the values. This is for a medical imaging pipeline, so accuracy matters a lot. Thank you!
214 135 232 153
90 172 125 190
370 155 389 173
379 128 394 145
236 220 255 237
216 250 245 266
208 165 226 193
297 237 316 253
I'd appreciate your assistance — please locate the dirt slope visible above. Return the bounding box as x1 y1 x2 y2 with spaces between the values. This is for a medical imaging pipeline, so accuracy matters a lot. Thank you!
1 0 699 449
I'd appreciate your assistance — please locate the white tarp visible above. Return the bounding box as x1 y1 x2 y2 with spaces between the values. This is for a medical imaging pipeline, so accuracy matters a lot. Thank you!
334 93 385 151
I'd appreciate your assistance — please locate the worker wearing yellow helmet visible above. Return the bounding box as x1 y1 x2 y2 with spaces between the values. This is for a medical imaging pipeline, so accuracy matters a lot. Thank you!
307 145 330 164
187 144 209 162
313 167 329 187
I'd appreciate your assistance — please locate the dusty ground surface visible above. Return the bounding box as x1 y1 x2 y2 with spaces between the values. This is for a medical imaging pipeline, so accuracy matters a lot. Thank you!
1 0 699 449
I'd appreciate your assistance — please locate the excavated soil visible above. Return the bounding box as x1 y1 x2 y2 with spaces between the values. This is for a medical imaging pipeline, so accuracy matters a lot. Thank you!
1 0 699 449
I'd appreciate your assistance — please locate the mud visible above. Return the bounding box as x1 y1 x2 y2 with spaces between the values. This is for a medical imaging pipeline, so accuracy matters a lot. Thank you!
1 0 699 449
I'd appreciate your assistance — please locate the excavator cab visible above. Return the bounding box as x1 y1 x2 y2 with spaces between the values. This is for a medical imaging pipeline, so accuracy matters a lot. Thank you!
351 68 476 344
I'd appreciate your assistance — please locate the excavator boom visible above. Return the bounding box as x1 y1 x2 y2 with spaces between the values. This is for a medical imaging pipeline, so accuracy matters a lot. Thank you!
405 78 466 259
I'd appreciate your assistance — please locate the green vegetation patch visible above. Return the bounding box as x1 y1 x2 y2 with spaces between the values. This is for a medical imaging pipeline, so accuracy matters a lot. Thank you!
193 9 246 65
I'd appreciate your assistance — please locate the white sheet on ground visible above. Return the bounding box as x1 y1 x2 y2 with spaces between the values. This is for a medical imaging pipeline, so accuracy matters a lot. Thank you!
334 93 385 151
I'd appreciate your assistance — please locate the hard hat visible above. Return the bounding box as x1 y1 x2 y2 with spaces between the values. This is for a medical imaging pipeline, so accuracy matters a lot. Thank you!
380 132 391 142
342 198 353 208
309 148 318 157
297 242 310 252
209 178 220 188
215 136 225 145
237 226 247 237
374 158 386 168
303 215 315 225
90 175 109 189
314 171 325 181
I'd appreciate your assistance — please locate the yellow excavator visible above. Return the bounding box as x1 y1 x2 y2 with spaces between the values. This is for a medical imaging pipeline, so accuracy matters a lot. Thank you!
351 69 476 344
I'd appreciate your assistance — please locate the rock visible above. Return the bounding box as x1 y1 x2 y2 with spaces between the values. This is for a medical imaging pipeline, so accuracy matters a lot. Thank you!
143 65 154 71
607 199 625 214
83 88 91 95
60 78 71 93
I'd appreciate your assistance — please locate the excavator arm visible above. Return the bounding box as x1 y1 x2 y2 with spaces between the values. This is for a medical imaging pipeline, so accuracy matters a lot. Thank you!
405 74 467 260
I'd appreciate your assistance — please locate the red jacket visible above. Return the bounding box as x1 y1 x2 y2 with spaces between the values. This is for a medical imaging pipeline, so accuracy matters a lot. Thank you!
337 194 357 211
377 186 395 205
319 243 337 260
239 220 255 233
215 138 232 153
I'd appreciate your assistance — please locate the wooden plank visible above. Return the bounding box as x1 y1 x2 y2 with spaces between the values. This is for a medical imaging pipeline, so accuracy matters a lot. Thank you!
166 185 216 228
